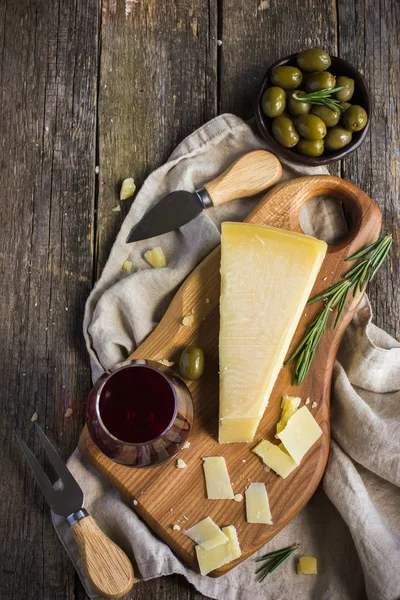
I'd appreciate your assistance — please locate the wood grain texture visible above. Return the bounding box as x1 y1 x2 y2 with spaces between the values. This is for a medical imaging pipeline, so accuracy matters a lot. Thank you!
79 176 381 577
96 0 218 276
70 515 134 598
0 1 98 599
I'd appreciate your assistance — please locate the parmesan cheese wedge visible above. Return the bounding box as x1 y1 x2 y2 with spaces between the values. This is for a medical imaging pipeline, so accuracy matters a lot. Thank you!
195 525 241 576
276 406 323 465
184 517 228 550
245 483 272 524
252 439 297 479
218 222 327 443
202 457 234 500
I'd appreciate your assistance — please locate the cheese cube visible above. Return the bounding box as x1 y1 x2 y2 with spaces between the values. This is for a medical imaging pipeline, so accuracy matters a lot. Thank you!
202 457 234 500
245 483 272 524
276 406 323 465
195 525 241 576
297 556 317 575
252 440 297 479
275 395 301 437
184 517 228 550
218 222 327 443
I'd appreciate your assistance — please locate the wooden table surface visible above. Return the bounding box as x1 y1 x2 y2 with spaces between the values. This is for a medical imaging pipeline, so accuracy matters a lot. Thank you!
1 1 399 599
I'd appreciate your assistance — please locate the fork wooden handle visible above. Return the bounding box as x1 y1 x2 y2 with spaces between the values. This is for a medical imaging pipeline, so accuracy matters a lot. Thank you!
70 514 134 598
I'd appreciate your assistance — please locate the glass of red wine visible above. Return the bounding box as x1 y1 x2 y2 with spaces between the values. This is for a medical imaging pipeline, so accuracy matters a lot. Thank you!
86 359 193 467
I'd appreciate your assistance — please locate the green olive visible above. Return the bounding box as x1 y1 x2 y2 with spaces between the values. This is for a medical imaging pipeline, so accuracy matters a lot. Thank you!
334 76 355 102
271 116 299 148
179 346 204 380
306 71 336 93
300 71 318 90
297 48 331 72
271 66 303 90
340 102 352 111
341 105 368 132
287 90 311 117
295 114 327 140
324 126 353 151
296 138 325 157
311 105 340 127
261 87 287 118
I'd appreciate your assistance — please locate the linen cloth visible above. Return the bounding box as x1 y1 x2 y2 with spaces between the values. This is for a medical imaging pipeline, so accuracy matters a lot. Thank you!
53 114 400 600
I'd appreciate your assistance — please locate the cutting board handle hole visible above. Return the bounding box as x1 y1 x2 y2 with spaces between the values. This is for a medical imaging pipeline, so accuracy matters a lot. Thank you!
299 195 351 245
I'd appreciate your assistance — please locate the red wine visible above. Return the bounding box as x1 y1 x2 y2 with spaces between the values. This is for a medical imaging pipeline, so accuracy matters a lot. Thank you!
99 366 176 443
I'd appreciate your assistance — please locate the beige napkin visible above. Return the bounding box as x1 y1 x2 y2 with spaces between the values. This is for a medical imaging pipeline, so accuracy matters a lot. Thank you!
53 114 400 600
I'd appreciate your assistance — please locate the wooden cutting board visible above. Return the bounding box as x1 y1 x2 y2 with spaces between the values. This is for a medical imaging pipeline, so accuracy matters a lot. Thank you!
79 175 381 576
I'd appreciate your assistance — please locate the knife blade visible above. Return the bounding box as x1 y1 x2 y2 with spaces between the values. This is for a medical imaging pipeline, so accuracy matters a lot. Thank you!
126 150 282 243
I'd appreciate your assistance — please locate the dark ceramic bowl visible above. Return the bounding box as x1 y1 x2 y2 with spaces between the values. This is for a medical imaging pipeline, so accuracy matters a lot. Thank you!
255 53 371 166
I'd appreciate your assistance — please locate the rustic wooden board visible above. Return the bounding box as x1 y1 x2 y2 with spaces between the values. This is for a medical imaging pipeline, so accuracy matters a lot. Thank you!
79 175 381 577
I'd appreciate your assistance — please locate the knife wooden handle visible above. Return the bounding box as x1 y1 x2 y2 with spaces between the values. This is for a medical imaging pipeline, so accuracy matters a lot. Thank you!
203 150 282 207
70 514 134 598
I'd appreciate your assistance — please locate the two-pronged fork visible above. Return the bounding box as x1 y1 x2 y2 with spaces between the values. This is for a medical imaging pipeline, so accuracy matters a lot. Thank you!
16 423 134 599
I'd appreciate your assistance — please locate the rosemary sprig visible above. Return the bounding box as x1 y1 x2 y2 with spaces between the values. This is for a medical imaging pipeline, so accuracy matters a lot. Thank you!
285 236 392 386
255 544 299 582
292 86 345 113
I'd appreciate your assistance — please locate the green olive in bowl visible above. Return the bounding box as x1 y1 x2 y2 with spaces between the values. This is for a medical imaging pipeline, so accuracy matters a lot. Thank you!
287 90 311 116
179 346 205 380
261 87 287 118
311 105 340 127
271 66 302 90
324 126 353 151
306 71 336 93
297 48 331 72
272 116 299 147
334 76 355 102
296 138 325 157
341 105 368 132
295 114 327 140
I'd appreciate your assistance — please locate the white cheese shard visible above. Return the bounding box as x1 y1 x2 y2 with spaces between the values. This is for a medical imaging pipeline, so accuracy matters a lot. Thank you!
245 483 272 524
275 395 301 437
218 222 327 443
181 314 194 326
176 459 187 469
157 359 175 367
121 260 134 273
120 177 136 200
172 524 181 531
252 440 297 479
184 516 228 550
144 246 167 268
202 457 234 500
276 406 323 465
195 525 241 576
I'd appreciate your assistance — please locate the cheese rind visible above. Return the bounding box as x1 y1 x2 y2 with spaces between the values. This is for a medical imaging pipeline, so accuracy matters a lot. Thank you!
195 525 241 576
218 222 327 443
275 395 301 437
184 517 228 550
276 406 323 465
245 483 272 524
202 457 234 500
252 440 298 479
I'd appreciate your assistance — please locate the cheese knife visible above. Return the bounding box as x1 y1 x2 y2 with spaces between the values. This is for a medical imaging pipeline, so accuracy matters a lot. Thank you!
16 423 134 599
126 150 282 243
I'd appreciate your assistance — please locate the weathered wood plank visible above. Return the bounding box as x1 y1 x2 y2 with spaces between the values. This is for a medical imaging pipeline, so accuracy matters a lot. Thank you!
0 0 98 599
95 0 218 276
337 0 400 338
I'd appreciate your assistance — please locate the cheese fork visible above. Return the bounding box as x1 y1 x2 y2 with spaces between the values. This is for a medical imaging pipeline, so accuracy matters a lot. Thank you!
16 424 134 599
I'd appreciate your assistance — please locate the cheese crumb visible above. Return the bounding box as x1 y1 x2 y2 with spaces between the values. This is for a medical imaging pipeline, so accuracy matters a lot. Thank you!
182 441 190 449
176 459 187 469
111 205 121 212
234 493 243 502
120 177 136 200
297 556 317 575
158 359 174 367
311 402 318 409
30 412 38 422
241 459 246 463
305 397 310 405
95 165 100 174
217 39 223 46
172 524 181 531
64 408 73 418
144 246 167 268
133 499 138 506
205 297 210 304
121 260 133 273
181 315 194 326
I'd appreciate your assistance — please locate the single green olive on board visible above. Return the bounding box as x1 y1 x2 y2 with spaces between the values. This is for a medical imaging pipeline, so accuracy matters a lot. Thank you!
311 105 340 127
306 71 336 93
341 105 368 132
271 66 303 90
297 48 331 72
295 114 327 140
179 346 205 380
271 116 299 147
324 126 353 151
334 76 355 102
287 90 311 117
296 138 325 157
261 86 287 118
